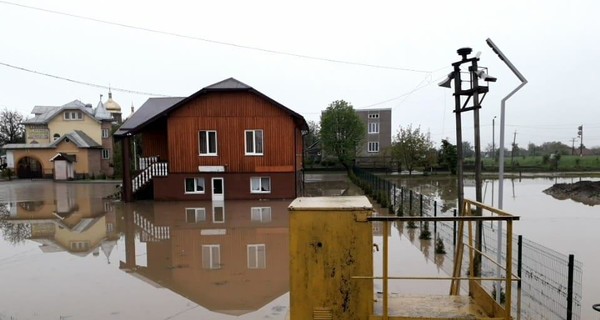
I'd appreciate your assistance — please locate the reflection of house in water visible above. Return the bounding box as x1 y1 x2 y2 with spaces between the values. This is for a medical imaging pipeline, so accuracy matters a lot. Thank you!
4 183 119 260
120 200 290 316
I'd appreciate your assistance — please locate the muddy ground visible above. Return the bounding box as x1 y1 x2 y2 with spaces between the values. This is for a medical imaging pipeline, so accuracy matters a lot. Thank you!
543 180 600 206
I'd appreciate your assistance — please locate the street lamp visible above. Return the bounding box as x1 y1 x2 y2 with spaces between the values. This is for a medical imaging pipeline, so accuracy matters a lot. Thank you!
486 37 527 304
486 38 527 210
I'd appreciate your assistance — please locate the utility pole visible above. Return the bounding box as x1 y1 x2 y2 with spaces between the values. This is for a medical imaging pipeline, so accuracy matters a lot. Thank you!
577 125 583 156
511 130 517 166
571 137 576 156
439 47 496 278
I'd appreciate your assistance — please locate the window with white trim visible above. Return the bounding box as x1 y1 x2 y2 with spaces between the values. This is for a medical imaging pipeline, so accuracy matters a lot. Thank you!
70 241 90 251
202 244 221 269
368 141 379 153
247 244 266 269
64 111 83 120
368 113 379 119
245 129 264 155
102 149 110 159
198 130 217 155
250 177 271 193
186 208 206 223
102 128 110 138
251 207 272 222
184 177 205 194
368 122 379 134
213 206 225 223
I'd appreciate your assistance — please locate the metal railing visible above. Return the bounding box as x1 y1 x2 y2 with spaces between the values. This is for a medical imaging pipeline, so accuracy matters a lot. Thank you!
351 167 584 319
354 199 520 320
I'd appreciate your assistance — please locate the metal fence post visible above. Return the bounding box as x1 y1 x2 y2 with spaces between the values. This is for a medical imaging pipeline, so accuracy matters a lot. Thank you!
434 201 437 237
567 254 574 320
453 209 457 247
409 190 413 216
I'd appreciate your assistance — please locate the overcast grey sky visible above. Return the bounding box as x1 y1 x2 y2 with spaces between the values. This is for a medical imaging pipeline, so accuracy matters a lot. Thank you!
1 0 599 148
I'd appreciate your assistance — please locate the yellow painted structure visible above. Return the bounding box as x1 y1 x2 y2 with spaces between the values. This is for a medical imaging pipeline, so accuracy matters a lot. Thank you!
26 111 102 144
289 197 520 320
10 140 101 177
289 196 374 320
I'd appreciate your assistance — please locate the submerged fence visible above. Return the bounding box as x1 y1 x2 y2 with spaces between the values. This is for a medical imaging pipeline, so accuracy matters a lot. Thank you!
351 167 583 320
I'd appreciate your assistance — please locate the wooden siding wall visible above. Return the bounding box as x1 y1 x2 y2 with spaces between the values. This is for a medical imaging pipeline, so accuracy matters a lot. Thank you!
141 119 169 159
295 128 303 171
166 92 298 173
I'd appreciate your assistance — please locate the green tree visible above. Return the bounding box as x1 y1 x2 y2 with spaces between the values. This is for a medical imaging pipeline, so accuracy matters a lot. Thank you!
0 108 25 145
462 141 475 158
320 100 365 171
391 125 433 175
439 139 457 174
304 120 320 166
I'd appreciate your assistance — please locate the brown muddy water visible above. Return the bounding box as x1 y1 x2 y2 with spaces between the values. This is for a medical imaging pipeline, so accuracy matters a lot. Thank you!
0 175 598 319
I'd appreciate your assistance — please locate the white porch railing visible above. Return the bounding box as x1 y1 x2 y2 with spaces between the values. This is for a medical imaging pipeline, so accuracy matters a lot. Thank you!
132 160 168 193
133 211 170 242
139 156 160 170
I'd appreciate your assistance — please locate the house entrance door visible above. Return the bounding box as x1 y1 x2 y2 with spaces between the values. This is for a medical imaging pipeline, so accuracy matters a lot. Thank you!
212 177 224 201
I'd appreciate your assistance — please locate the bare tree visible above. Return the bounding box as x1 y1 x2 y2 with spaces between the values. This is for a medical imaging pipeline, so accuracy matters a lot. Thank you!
0 107 25 145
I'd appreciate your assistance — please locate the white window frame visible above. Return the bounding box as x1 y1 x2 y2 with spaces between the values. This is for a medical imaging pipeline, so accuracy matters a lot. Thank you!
198 130 218 156
184 177 205 194
247 244 266 269
368 122 379 134
64 111 83 121
212 205 225 223
102 128 110 138
250 177 271 194
368 141 379 153
251 207 272 222
186 208 206 223
368 113 379 119
70 241 90 251
101 149 110 159
202 244 221 269
245 129 264 155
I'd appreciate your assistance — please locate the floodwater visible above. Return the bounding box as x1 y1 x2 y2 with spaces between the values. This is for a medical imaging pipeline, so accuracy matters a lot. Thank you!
0 175 598 319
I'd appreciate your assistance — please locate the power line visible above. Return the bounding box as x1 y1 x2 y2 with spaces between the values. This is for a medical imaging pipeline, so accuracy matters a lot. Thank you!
0 0 433 73
360 73 447 109
0 61 169 96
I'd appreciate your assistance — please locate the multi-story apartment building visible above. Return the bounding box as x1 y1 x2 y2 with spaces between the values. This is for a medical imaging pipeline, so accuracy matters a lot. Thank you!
355 108 392 168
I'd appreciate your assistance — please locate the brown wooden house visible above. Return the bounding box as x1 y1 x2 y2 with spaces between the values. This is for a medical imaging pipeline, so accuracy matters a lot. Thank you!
114 78 308 201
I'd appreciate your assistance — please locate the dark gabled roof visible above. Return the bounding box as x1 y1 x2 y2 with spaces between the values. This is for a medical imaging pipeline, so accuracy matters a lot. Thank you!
49 152 76 162
51 131 102 148
23 100 101 125
2 131 101 150
114 78 308 138
114 97 185 137
205 77 252 90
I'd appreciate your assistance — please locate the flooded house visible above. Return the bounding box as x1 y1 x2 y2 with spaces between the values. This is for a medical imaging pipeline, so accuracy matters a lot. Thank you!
114 78 308 201
1 94 122 179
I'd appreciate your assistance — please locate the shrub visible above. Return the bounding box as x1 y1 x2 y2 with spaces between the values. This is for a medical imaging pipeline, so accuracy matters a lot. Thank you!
435 237 446 254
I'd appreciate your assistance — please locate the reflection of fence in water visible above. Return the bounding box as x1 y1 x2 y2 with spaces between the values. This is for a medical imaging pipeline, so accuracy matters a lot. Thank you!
353 168 582 320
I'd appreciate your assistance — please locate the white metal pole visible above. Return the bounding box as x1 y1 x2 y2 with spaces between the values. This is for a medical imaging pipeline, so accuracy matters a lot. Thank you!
486 38 527 305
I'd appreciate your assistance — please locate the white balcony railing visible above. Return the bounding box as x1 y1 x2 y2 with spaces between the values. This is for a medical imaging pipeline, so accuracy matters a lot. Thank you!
132 157 168 193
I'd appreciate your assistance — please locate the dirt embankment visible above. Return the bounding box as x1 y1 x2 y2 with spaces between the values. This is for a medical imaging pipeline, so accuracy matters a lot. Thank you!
543 180 600 206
